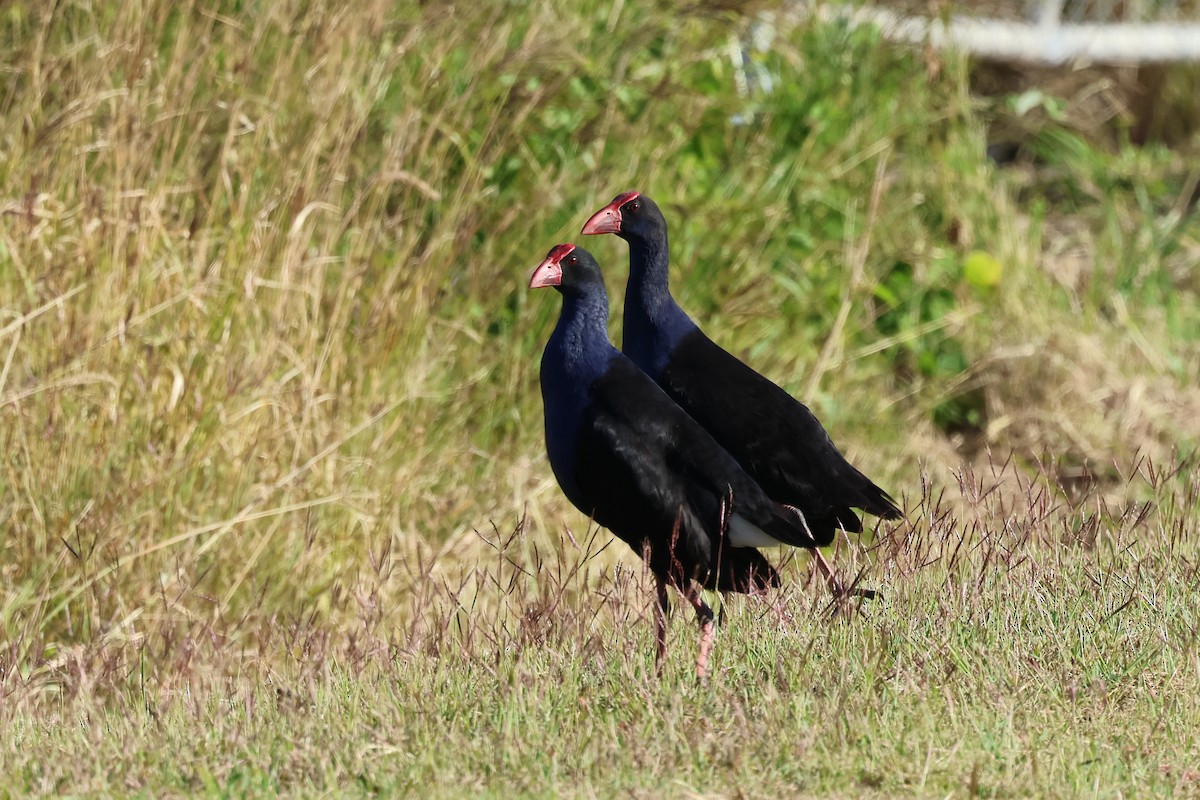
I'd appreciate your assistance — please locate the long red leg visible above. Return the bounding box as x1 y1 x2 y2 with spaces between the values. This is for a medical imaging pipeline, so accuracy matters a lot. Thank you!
682 582 716 684
654 575 669 677
811 548 840 591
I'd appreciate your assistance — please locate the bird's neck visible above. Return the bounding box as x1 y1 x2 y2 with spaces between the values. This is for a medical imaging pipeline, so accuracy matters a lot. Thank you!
545 291 617 384
623 232 697 375
626 232 672 314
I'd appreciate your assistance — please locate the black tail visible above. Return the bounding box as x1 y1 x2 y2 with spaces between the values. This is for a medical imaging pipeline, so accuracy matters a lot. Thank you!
859 480 902 520
844 465 902 521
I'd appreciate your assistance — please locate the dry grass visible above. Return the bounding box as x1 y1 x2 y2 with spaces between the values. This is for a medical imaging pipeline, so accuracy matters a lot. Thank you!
1 0 1198 796
5 454 1200 796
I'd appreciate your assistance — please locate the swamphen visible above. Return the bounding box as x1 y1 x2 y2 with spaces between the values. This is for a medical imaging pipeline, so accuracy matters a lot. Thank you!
582 192 901 595
530 243 824 680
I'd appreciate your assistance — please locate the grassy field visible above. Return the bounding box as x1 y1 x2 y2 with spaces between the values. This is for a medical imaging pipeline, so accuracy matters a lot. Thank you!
2 0 1199 796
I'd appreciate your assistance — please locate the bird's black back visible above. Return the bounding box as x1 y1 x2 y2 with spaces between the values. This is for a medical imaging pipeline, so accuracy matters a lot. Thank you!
658 329 901 541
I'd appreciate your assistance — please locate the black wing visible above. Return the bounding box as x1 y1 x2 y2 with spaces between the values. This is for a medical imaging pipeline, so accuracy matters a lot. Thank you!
570 358 816 585
659 330 901 533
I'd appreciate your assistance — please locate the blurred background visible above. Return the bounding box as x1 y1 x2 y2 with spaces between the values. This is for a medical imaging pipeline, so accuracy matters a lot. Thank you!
1 0 1197 666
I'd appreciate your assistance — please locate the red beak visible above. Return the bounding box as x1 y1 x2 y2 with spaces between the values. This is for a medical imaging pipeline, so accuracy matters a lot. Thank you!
581 191 640 236
529 243 576 289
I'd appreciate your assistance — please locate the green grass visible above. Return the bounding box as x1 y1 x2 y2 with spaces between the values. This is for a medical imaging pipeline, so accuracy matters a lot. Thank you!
1 0 1198 796
6 461 1200 797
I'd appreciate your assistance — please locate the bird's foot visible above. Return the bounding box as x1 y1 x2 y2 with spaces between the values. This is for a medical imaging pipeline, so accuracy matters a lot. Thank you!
830 581 880 602
811 549 882 602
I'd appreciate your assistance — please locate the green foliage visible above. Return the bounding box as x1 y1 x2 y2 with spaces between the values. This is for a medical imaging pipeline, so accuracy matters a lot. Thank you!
1010 108 1198 336
873 254 989 436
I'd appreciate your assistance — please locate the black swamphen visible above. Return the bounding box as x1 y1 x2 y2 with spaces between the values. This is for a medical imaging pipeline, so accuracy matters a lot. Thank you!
582 193 901 595
530 243 826 680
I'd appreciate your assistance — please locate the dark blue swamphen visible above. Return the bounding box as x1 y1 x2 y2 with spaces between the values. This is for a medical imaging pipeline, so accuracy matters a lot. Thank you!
530 243 826 680
582 192 901 595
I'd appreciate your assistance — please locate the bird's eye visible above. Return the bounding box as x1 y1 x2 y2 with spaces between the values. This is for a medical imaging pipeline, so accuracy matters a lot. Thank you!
569 256 577 264
630 202 640 211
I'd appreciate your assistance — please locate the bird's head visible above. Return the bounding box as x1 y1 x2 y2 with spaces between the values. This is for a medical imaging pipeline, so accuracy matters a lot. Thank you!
528 243 605 296
580 191 664 244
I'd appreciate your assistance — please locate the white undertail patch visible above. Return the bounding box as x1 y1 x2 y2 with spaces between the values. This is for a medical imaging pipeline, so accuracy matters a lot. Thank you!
727 513 787 548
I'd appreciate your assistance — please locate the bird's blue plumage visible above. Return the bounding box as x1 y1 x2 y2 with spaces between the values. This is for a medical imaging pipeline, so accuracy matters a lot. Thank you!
539 287 620 507
621 233 697 380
